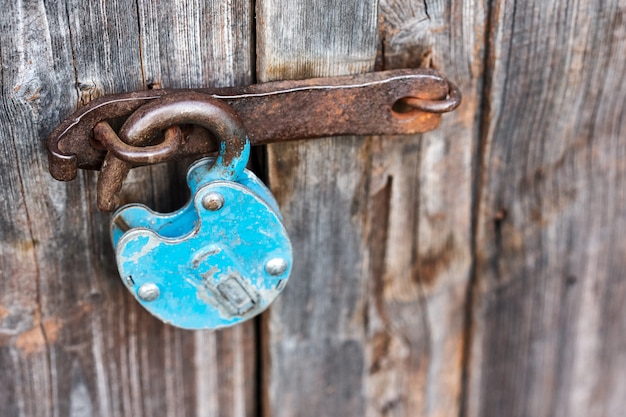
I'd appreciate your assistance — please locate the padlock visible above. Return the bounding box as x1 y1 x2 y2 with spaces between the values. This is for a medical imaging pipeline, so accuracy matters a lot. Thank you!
109 97 292 330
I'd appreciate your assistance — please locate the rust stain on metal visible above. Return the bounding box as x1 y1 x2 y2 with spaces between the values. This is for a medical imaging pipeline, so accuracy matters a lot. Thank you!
94 94 246 210
47 68 461 211
95 121 183 165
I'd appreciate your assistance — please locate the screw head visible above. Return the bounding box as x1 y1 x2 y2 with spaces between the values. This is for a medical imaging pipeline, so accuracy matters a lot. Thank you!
137 283 160 301
265 257 288 276
202 192 225 211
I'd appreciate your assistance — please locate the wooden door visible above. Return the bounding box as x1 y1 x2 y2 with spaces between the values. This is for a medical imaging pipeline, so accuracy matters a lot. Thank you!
1 1 624 417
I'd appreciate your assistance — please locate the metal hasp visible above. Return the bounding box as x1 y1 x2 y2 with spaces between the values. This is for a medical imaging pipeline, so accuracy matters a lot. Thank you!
47 68 461 211
110 98 292 330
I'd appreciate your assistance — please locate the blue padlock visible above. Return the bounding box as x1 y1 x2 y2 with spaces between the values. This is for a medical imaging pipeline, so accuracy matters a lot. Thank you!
110 97 292 330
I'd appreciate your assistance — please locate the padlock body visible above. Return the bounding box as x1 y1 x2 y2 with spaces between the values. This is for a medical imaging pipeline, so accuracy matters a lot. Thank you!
111 159 292 330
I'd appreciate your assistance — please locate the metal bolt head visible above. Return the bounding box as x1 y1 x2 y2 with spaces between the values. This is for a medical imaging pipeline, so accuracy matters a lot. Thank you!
265 257 288 276
202 192 225 211
137 283 160 301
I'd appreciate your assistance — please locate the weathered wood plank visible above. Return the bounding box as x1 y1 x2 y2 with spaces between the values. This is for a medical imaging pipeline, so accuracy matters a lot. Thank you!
469 2 626 417
135 2 257 416
257 0 484 416
257 1 378 416
367 1 484 416
0 1 256 416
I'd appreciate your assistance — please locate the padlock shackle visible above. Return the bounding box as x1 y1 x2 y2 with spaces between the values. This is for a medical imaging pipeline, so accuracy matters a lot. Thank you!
106 93 249 177
94 93 250 211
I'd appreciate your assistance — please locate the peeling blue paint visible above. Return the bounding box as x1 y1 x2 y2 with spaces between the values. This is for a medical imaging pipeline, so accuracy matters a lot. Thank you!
110 155 292 330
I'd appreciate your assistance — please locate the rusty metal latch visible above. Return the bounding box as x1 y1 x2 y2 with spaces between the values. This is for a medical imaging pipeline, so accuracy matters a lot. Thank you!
47 68 461 211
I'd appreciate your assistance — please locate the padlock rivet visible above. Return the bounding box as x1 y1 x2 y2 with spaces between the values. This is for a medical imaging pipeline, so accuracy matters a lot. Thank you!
265 257 288 276
202 192 225 211
137 283 160 301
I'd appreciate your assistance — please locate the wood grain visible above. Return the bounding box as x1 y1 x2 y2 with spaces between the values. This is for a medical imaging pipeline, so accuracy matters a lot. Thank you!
468 1 626 417
369 1 484 416
0 1 256 416
257 1 377 416
257 0 484 416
